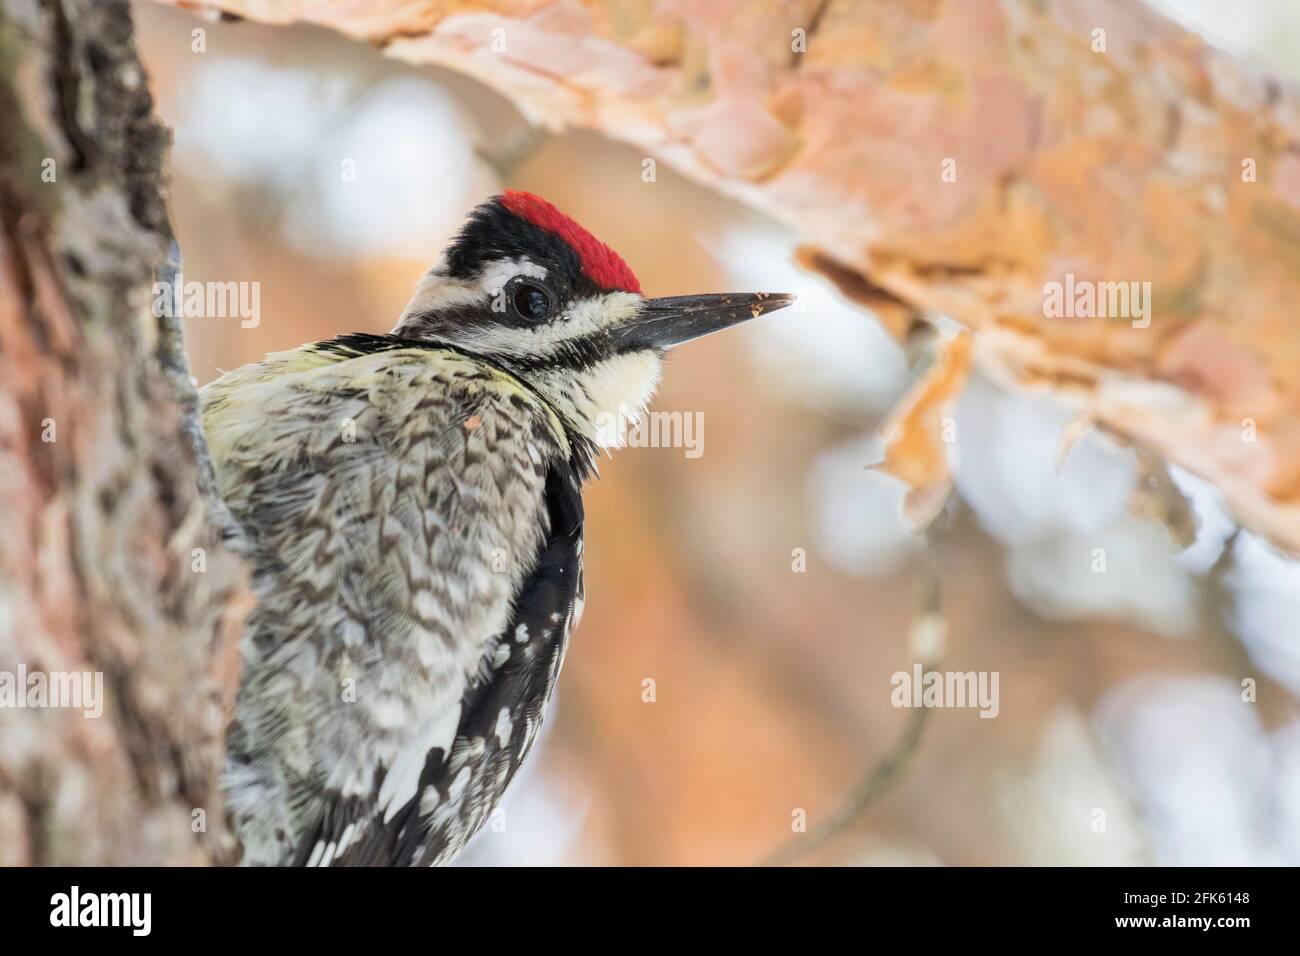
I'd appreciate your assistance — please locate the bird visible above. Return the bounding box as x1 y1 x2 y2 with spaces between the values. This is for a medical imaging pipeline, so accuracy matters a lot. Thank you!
200 190 794 866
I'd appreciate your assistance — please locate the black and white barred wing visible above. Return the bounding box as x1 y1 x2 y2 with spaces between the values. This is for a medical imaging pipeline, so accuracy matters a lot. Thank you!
312 466 585 866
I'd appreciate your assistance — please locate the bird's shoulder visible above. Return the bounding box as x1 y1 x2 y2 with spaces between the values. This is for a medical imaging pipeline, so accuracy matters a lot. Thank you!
200 334 571 480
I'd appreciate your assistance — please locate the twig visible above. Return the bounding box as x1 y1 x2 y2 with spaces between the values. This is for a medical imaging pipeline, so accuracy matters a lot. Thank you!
761 520 947 866
762 698 931 866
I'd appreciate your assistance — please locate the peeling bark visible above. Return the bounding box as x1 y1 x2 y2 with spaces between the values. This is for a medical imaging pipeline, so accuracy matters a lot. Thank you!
0 0 245 864
162 0 1300 552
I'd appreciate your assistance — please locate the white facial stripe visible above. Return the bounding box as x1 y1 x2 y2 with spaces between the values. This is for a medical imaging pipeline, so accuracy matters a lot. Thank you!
398 257 550 328
400 255 469 320
478 257 548 293
393 258 663 450
442 291 641 359
554 292 642 340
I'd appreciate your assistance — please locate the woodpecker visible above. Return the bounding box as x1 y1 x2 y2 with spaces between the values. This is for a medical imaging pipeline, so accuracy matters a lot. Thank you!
201 191 793 866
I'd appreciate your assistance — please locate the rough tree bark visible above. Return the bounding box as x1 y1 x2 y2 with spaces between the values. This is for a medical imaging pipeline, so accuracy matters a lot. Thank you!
162 0 1300 553
0 0 244 864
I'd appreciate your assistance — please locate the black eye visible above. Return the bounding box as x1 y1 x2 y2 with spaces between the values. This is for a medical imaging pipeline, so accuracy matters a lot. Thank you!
509 279 553 322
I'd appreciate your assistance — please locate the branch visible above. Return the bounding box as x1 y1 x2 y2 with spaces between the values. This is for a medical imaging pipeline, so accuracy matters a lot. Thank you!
159 0 1300 553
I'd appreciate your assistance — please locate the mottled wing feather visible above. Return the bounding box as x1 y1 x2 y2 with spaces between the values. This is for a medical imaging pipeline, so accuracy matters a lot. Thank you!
417 465 584 865
204 340 572 866
296 466 583 866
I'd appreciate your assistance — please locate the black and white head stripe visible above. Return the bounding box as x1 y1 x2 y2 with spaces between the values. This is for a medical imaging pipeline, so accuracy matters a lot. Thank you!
389 193 665 454
395 193 648 368
444 191 640 298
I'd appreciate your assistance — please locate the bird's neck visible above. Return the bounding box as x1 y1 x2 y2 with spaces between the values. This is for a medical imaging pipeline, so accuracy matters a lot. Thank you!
524 350 663 464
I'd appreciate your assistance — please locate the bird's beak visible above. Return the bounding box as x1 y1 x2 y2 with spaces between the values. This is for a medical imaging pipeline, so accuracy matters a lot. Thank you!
612 292 796 350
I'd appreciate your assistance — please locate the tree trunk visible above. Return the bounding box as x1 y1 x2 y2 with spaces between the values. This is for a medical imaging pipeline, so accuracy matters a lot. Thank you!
0 0 245 865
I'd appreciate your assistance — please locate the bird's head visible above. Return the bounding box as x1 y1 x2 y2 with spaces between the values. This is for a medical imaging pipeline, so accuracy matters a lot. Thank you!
394 191 793 458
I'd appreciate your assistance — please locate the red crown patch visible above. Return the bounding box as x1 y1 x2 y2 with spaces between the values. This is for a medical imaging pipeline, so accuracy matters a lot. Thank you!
500 189 642 295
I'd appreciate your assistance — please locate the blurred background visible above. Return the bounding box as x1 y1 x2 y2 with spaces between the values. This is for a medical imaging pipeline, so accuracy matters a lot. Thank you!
133 1 1300 865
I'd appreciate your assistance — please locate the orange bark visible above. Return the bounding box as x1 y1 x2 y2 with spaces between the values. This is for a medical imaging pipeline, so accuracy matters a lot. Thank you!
163 0 1300 551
